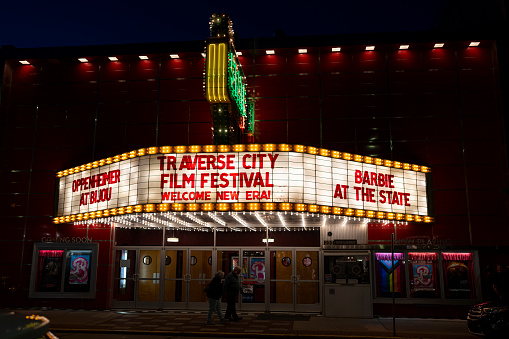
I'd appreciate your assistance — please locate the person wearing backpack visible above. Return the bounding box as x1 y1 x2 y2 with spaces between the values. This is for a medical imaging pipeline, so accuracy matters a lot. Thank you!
205 270 226 325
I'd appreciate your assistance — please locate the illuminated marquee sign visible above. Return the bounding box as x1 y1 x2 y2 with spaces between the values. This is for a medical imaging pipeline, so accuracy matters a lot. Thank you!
56 145 431 221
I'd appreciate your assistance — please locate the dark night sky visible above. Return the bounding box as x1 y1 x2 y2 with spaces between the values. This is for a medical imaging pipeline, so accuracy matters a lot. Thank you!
1 1 448 48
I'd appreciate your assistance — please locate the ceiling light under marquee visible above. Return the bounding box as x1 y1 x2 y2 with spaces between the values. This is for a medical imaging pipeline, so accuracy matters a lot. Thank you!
298 49 307 54
266 50 275 55
434 43 444 48
331 47 341 52
365 46 375 51
19 60 30 65
399 45 409 50
170 54 179 59
469 42 480 47
139 55 149 60
78 58 88 63
108 57 118 61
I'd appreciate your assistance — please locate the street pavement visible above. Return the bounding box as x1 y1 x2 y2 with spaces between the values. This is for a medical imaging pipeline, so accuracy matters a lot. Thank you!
4 308 476 338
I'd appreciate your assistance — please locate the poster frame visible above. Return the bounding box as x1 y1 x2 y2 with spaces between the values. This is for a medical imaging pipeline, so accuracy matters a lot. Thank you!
29 243 98 299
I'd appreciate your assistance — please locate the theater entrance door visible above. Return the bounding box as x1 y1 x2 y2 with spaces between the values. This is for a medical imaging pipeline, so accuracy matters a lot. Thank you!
111 247 212 309
269 248 321 312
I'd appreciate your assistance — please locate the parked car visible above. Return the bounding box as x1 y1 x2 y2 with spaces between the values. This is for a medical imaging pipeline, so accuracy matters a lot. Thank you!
467 299 509 337
0 311 58 339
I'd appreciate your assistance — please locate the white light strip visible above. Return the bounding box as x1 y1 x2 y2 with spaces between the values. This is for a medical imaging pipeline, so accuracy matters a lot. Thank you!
167 237 179 242
232 213 255 231
255 212 273 231
262 238 274 243
164 212 191 227
277 212 290 231
301 215 306 230
186 213 209 227
208 212 226 226
144 214 172 227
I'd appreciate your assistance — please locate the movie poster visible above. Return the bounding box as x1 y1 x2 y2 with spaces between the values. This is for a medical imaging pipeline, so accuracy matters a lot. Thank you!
250 258 265 281
446 261 470 291
69 253 90 285
413 264 434 291
40 257 62 291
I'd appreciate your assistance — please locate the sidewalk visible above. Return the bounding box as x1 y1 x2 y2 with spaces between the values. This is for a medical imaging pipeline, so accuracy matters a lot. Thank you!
4 308 475 338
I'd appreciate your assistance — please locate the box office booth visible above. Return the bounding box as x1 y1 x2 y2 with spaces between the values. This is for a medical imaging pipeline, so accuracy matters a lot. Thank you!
1 21 509 317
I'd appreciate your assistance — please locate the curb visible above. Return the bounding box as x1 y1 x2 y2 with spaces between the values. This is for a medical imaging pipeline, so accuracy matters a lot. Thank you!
50 328 401 339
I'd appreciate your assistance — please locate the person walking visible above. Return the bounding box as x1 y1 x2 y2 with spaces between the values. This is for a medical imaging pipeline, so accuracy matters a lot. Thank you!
224 266 243 321
205 271 226 325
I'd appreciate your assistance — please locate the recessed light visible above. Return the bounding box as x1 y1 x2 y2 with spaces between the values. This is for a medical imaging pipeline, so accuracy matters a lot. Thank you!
108 57 118 61
469 41 480 47
236 51 242 56
78 58 88 63
399 45 409 50
19 60 30 65
434 43 444 48
331 47 341 52
366 46 375 51
201 53 206 58
298 49 307 54
170 54 179 59
139 55 149 60
266 50 275 55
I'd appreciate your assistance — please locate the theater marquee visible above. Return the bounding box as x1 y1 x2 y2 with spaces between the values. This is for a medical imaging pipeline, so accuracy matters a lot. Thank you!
55 145 432 222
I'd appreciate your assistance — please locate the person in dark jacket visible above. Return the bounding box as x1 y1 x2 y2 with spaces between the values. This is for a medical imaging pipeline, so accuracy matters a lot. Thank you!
224 266 242 321
206 270 226 325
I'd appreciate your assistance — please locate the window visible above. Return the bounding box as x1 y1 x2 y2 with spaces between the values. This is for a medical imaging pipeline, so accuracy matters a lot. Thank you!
324 255 370 284
408 252 440 298
375 253 406 297
443 252 475 299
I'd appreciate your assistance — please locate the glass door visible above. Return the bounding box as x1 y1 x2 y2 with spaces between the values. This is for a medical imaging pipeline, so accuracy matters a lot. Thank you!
136 249 162 308
112 248 163 309
239 250 266 311
269 249 295 311
112 249 137 308
295 250 321 312
163 249 187 308
269 249 321 312
188 249 212 309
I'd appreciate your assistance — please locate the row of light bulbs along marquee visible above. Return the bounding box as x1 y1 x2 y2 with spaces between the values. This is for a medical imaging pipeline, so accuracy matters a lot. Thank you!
54 144 432 225
56 144 430 178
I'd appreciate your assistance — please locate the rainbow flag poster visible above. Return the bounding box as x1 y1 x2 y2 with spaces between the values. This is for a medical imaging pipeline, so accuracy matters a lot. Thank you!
378 260 403 293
